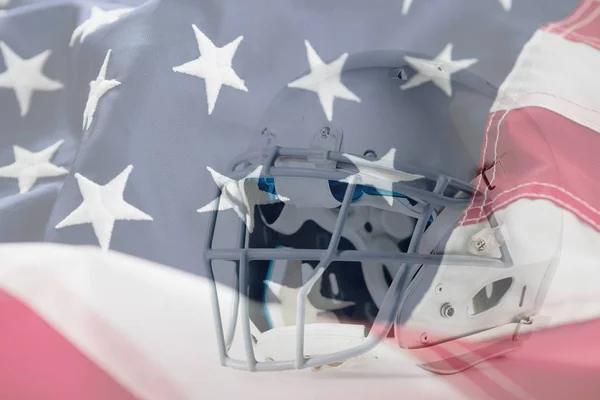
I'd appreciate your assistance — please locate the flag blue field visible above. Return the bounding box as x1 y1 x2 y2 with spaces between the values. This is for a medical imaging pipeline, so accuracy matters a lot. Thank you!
0 0 577 272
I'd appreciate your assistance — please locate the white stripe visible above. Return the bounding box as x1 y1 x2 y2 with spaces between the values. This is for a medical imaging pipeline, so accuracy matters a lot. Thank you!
0 245 196 400
491 29 600 134
0 243 471 399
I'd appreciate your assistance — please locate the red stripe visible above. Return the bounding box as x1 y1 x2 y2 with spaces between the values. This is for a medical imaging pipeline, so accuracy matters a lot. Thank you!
545 0 600 50
386 319 600 399
444 2 600 398
458 318 600 400
462 0 600 229
0 262 192 400
462 107 600 229
0 288 138 400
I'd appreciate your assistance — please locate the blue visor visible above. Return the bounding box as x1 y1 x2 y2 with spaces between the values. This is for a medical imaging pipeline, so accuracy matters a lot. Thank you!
256 177 434 226
257 178 419 207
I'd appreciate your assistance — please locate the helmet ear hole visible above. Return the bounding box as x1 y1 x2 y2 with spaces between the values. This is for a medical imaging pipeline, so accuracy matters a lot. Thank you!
469 277 513 316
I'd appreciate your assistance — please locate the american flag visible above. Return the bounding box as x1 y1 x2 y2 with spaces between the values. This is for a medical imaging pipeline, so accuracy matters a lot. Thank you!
0 0 599 399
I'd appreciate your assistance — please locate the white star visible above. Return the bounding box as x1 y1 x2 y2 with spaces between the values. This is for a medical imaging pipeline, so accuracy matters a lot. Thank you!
287 40 361 122
0 141 68 193
265 263 354 326
197 166 288 232
340 148 424 206
83 49 121 131
55 165 153 251
0 42 63 117
173 25 248 115
498 0 512 11
400 43 478 97
70 6 132 47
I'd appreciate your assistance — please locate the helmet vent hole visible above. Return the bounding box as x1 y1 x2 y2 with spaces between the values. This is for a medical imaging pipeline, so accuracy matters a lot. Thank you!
519 286 527 307
363 149 377 158
469 277 513 316
364 222 373 233
388 67 408 81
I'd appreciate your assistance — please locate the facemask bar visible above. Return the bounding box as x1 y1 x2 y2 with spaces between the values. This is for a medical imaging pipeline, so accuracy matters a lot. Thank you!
203 146 511 372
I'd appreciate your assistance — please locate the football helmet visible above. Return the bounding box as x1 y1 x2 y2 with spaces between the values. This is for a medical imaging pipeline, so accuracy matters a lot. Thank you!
202 49 562 373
